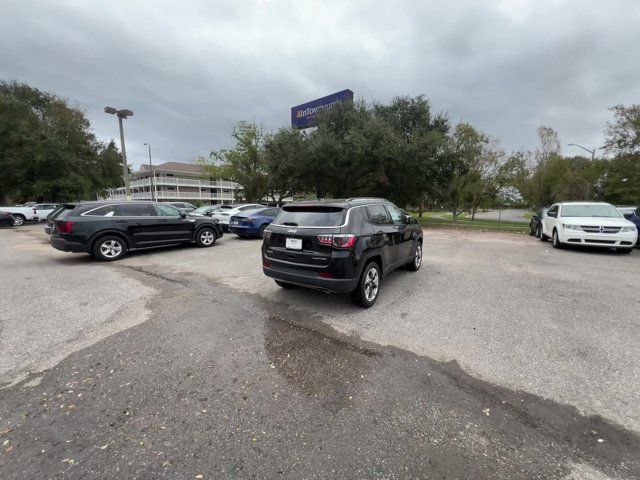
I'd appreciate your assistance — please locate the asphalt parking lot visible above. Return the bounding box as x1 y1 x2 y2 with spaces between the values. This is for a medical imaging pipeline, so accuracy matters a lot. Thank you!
1 224 639 479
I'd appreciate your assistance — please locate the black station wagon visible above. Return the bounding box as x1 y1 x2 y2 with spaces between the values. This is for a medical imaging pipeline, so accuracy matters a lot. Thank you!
50 201 223 261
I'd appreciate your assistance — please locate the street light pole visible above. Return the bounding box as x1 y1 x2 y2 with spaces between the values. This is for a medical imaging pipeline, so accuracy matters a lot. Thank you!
568 143 596 161
105 107 134 201
144 142 154 201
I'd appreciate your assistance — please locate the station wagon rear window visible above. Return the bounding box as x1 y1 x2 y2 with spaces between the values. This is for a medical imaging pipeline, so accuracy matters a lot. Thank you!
83 205 116 216
274 206 345 227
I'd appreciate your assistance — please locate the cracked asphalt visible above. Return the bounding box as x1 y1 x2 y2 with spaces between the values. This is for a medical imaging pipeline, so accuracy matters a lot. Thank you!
1 224 639 479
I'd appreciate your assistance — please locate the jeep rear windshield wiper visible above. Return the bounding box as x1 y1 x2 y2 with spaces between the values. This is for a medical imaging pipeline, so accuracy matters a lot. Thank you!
283 222 299 226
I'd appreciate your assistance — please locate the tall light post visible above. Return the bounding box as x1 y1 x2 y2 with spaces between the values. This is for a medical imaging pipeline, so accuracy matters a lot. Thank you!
143 142 154 201
105 107 134 200
568 143 596 161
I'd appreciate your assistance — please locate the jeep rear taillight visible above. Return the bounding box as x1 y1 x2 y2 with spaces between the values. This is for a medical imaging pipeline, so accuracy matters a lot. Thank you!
317 233 356 249
58 220 74 234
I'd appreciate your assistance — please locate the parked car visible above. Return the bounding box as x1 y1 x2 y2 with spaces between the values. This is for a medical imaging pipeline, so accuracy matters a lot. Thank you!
617 206 638 218
230 207 280 238
167 202 197 213
0 203 58 226
50 201 223 261
212 203 264 231
623 207 640 245
540 201 638 252
0 211 14 227
189 204 221 217
44 204 68 234
528 207 547 237
262 198 423 308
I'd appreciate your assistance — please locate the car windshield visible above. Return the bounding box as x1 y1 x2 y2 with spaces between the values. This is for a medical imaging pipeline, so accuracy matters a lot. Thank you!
561 204 622 218
194 206 216 214
274 206 345 227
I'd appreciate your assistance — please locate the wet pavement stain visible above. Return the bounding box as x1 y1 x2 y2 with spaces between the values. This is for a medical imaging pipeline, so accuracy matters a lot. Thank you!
265 313 378 411
261 299 640 479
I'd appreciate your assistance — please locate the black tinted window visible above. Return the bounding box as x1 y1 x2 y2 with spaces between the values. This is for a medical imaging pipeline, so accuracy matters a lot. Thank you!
84 205 117 217
386 205 407 225
275 206 345 227
56 207 76 220
366 205 392 225
115 203 155 216
155 204 181 216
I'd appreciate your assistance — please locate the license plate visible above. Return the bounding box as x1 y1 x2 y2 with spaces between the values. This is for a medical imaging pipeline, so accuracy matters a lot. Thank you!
286 237 302 250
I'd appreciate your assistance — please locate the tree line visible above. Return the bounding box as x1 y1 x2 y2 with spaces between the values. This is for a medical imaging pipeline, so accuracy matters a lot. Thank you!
1 80 638 211
202 97 639 216
0 81 123 204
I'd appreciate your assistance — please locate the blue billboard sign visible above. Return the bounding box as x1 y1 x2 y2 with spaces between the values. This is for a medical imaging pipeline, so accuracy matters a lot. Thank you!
291 89 354 129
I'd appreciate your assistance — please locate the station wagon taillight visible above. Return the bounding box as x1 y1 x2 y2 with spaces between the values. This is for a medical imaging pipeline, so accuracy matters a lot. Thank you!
317 233 356 249
58 220 74 234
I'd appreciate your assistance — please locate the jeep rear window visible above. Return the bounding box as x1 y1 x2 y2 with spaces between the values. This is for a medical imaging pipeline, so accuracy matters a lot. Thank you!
274 206 345 227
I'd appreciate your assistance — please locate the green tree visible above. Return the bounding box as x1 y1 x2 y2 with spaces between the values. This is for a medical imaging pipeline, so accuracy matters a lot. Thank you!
443 122 489 220
530 126 561 208
204 121 268 202
307 100 395 199
601 154 640 205
0 80 123 203
373 95 450 211
263 127 307 204
604 104 640 156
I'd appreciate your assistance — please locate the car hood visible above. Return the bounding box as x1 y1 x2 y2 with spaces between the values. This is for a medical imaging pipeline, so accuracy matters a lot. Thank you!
561 217 635 227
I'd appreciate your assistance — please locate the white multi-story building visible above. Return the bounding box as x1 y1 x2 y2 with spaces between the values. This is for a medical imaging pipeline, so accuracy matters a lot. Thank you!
106 162 241 205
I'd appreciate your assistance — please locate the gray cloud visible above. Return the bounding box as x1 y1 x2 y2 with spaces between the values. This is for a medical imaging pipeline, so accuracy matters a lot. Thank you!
1 0 639 168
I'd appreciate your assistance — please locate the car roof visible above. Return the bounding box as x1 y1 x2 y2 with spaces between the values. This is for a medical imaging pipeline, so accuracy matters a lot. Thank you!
285 197 390 209
63 201 160 208
556 201 613 206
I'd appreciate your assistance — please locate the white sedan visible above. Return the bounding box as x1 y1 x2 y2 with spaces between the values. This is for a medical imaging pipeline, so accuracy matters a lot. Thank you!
540 202 638 253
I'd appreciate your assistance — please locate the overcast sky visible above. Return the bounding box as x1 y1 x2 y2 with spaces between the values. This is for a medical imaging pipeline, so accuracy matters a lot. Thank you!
2 0 639 168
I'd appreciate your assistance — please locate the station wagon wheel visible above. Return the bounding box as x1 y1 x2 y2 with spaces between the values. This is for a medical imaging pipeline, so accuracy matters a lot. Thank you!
407 242 422 271
351 262 381 308
92 236 127 261
196 227 217 247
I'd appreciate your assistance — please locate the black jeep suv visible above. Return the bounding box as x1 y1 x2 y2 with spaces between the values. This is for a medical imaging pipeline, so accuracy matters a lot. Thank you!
262 198 423 307
50 201 223 261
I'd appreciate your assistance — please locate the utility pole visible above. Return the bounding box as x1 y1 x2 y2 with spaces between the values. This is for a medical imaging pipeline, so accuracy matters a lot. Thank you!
144 142 154 201
105 107 134 200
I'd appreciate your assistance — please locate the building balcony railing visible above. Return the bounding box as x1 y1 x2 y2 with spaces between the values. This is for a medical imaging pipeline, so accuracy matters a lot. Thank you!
107 191 236 201
129 177 238 189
